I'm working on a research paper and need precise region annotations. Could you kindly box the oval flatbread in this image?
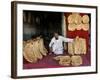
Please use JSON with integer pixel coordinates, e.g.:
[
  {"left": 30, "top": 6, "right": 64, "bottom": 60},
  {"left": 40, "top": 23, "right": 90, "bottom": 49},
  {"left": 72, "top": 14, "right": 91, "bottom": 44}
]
[
  {"left": 76, "top": 23, "right": 83, "bottom": 30},
  {"left": 82, "top": 15, "right": 89, "bottom": 24},
  {"left": 38, "top": 39, "right": 47, "bottom": 56},
  {"left": 32, "top": 40, "right": 43, "bottom": 60},
  {"left": 59, "top": 56, "right": 71, "bottom": 66},
  {"left": 67, "top": 14, "right": 75, "bottom": 24},
  {"left": 74, "top": 36, "right": 82, "bottom": 54},
  {"left": 68, "top": 24, "right": 76, "bottom": 31},
  {"left": 72, "top": 13, "right": 82, "bottom": 24},
  {"left": 68, "top": 42, "right": 74, "bottom": 55},
  {"left": 23, "top": 43, "right": 37, "bottom": 63},
  {"left": 82, "top": 23, "right": 89, "bottom": 31},
  {"left": 71, "top": 55, "right": 82, "bottom": 66},
  {"left": 80, "top": 38, "right": 87, "bottom": 54},
  {"left": 53, "top": 56, "right": 63, "bottom": 61}
]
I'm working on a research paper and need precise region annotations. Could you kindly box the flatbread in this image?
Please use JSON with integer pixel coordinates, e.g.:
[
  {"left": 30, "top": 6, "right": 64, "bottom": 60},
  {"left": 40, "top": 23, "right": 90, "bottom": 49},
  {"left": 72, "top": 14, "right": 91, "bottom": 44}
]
[
  {"left": 54, "top": 56, "right": 71, "bottom": 66},
  {"left": 23, "top": 38, "right": 48, "bottom": 63},
  {"left": 32, "top": 40, "right": 43, "bottom": 60},
  {"left": 23, "top": 43, "right": 37, "bottom": 63},
  {"left": 59, "top": 56, "right": 71, "bottom": 66},
  {"left": 74, "top": 36, "right": 82, "bottom": 54},
  {"left": 82, "top": 15, "right": 89, "bottom": 24},
  {"left": 67, "top": 14, "right": 75, "bottom": 24},
  {"left": 80, "top": 38, "right": 87, "bottom": 54},
  {"left": 72, "top": 13, "right": 82, "bottom": 24},
  {"left": 82, "top": 23, "right": 89, "bottom": 31},
  {"left": 53, "top": 56, "right": 63, "bottom": 61},
  {"left": 71, "top": 55, "right": 82, "bottom": 66},
  {"left": 68, "top": 36, "right": 87, "bottom": 55},
  {"left": 38, "top": 39, "right": 47, "bottom": 56},
  {"left": 76, "top": 23, "right": 83, "bottom": 30},
  {"left": 68, "top": 13, "right": 82, "bottom": 24},
  {"left": 68, "top": 42, "right": 74, "bottom": 55},
  {"left": 68, "top": 23, "right": 76, "bottom": 31}
]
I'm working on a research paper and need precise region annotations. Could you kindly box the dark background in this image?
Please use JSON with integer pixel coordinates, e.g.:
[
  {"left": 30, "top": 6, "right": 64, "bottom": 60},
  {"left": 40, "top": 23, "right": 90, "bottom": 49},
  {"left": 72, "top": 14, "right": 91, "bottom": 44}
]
[{"left": 23, "top": 10, "right": 63, "bottom": 48}]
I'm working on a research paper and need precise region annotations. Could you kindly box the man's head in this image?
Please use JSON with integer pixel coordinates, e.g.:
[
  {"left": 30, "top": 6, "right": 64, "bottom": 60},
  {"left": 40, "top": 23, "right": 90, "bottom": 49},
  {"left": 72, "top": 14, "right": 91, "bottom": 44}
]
[{"left": 54, "top": 32, "right": 59, "bottom": 40}]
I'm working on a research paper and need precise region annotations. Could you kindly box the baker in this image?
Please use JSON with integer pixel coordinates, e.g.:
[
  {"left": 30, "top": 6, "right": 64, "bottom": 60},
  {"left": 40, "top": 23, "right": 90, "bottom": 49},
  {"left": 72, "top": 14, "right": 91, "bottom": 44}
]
[{"left": 49, "top": 32, "right": 73, "bottom": 55}]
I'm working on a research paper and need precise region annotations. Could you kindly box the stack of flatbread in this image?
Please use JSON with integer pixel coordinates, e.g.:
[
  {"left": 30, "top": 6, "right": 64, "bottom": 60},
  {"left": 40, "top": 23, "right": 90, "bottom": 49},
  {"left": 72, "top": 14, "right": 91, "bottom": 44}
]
[
  {"left": 68, "top": 36, "right": 87, "bottom": 55},
  {"left": 67, "top": 13, "right": 82, "bottom": 31},
  {"left": 71, "top": 55, "right": 82, "bottom": 66},
  {"left": 67, "top": 13, "right": 90, "bottom": 31},
  {"left": 23, "top": 38, "right": 48, "bottom": 63},
  {"left": 68, "top": 42, "right": 74, "bottom": 55},
  {"left": 54, "top": 55, "right": 82, "bottom": 66},
  {"left": 54, "top": 56, "right": 71, "bottom": 66},
  {"left": 72, "top": 13, "right": 82, "bottom": 24},
  {"left": 80, "top": 38, "right": 87, "bottom": 54},
  {"left": 68, "top": 13, "right": 82, "bottom": 24}
]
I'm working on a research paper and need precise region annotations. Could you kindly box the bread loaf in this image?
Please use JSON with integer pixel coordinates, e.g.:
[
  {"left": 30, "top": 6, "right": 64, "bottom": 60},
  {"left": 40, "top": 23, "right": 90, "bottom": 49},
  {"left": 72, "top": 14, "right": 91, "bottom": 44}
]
[
  {"left": 54, "top": 56, "right": 71, "bottom": 66},
  {"left": 38, "top": 39, "right": 47, "bottom": 56},
  {"left": 71, "top": 55, "right": 82, "bottom": 66},
  {"left": 23, "top": 43, "right": 37, "bottom": 63},
  {"left": 23, "top": 38, "right": 48, "bottom": 63}
]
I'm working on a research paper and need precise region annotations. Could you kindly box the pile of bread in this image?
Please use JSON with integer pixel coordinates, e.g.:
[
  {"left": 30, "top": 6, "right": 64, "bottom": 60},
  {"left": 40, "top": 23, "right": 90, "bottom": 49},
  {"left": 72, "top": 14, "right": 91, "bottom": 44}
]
[
  {"left": 23, "top": 37, "right": 48, "bottom": 63},
  {"left": 68, "top": 13, "right": 89, "bottom": 31},
  {"left": 54, "top": 36, "right": 87, "bottom": 66},
  {"left": 68, "top": 36, "right": 87, "bottom": 55},
  {"left": 54, "top": 55, "right": 82, "bottom": 66}
]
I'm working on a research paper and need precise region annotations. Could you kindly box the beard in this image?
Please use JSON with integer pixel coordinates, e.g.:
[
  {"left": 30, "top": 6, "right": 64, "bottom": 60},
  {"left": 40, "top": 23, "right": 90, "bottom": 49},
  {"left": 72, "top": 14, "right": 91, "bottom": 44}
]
[{"left": 55, "top": 37, "right": 58, "bottom": 40}]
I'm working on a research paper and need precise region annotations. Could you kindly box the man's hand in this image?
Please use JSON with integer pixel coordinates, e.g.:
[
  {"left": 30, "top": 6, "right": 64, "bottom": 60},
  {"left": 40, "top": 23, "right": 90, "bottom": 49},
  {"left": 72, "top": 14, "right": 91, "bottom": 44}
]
[{"left": 69, "top": 39, "right": 74, "bottom": 42}]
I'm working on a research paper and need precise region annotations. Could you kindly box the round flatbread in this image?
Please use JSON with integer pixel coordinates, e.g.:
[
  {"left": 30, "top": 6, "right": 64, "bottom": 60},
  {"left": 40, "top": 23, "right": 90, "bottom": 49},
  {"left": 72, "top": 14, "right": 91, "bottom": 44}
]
[
  {"left": 82, "top": 15, "right": 89, "bottom": 24},
  {"left": 68, "top": 23, "right": 76, "bottom": 31},
  {"left": 82, "top": 23, "right": 89, "bottom": 31},
  {"left": 72, "top": 13, "right": 82, "bottom": 24},
  {"left": 67, "top": 14, "right": 75, "bottom": 24},
  {"left": 76, "top": 23, "right": 83, "bottom": 30}
]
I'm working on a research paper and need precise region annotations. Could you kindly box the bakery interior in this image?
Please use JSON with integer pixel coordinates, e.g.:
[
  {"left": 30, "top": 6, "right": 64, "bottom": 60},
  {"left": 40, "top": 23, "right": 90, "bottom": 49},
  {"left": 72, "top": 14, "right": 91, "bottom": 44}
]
[{"left": 23, "top": 10, "right": 91, "bottom": 69}]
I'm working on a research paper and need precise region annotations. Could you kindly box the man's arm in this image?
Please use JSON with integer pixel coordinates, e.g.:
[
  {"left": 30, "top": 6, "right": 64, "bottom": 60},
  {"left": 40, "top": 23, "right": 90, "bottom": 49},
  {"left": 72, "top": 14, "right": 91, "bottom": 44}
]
[{"left": 61, "top": 36, "right": 74, "bottom": 42}]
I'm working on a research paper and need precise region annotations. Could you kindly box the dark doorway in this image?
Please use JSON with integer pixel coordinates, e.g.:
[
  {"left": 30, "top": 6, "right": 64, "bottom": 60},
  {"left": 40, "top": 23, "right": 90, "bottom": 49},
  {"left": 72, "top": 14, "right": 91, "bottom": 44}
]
[{"left": 23, "top": 11, "right": 63, "bottom": 49}]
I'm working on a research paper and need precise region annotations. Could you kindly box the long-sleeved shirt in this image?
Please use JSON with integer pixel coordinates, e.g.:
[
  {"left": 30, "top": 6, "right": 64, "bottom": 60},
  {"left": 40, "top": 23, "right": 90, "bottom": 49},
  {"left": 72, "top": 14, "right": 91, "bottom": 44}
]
[{"left": 49, "top": 36, "right": 73, "bottom": 54}]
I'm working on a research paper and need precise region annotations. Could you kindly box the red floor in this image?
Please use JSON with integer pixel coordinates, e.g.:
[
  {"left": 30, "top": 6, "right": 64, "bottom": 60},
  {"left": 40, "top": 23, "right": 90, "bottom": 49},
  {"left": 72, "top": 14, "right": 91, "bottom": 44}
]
[{"left": 23, "top": 50, "right": 91, "bottom": 69}]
